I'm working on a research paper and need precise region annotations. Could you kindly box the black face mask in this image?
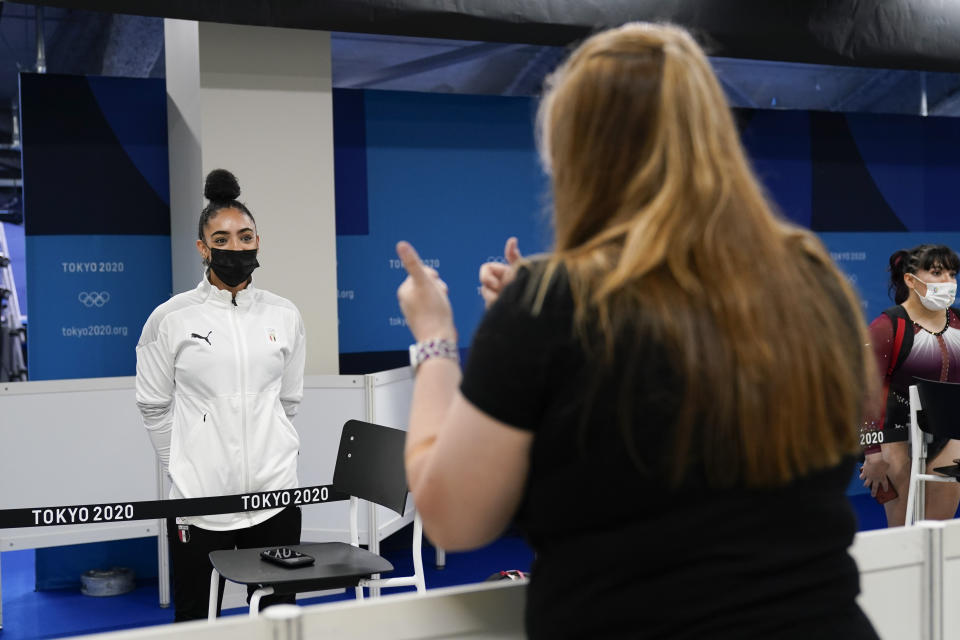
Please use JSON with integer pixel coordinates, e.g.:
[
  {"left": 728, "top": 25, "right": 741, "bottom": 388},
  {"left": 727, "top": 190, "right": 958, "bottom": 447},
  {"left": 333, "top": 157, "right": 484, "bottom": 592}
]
[{"left": 208, "top": 247, "right": 259, "bottom": 287}]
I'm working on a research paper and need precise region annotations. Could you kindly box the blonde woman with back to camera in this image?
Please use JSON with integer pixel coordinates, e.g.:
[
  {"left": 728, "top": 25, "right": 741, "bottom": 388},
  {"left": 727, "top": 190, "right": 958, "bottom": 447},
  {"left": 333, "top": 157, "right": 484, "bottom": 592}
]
[{"left": 395, "top": 23, "right": 879, "bottom": 639}]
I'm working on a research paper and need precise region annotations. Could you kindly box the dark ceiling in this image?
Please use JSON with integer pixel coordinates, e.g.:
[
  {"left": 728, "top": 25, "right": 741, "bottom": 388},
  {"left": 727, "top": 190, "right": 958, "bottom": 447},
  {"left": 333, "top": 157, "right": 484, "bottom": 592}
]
[{"left": 0, "top": 2, "right": 954, "bottom": 118}]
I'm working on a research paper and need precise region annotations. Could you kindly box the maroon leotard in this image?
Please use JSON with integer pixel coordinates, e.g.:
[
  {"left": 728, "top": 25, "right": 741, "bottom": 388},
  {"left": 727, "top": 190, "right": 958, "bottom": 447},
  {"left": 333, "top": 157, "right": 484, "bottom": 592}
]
[{"left": 862, "top": 308, "right": 960, "bottom": 454}]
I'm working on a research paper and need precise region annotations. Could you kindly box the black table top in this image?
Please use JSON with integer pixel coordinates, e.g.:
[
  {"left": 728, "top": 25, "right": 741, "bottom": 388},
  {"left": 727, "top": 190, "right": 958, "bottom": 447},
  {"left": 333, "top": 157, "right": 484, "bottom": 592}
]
[{"left": 209, "top": 542, "right": 394, "bottom": 590}]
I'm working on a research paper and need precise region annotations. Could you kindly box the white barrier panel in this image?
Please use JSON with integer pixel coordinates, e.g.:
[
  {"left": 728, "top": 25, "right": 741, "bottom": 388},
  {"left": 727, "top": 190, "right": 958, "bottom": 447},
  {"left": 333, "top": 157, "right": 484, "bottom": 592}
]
[
  {"left": 300, "top": 580, "right": 525, "bottom": 639},
  {"left": 940, "top": 520, "right": 960, "bottom": 637},
  {"left": 0, "top": 368, "right": 416, "bottom": 624},
  {"left": 296, "top": 374, "right": 366, "bottom": 542},
  {"left": 79, "top": 612, "right": 272, "bottom": 640},
  {"left": 0, "top": 373, "right": 413, "bottom": 549},
  {"left": 0, "top": 377, "right": 159, "bottom": 551},
  {"left": 850, "top": 525, "right": 930, "bottom": 639},
  {"left": 370, "top": 367, "right": 413, "bottom": 433},
  {"left": 50, "top": 518, "right": 960, "bottom": 640},
  {"left": 298, "top": 368, "right": 414, "bottom": 545},
  {"left": 77, "top": 580, "right": 527, "bottom": 640}
]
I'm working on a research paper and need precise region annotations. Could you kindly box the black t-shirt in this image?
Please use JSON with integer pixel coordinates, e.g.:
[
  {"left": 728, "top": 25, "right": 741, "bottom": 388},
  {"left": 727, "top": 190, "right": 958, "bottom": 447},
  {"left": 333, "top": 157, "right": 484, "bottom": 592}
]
[{"left": 461, "top": 264, "right": 877, "bottom": 640}]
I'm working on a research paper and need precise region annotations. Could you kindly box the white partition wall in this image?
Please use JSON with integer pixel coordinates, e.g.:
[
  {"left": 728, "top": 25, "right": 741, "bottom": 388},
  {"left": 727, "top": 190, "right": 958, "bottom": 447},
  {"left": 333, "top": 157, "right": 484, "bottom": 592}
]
[
  {"left": 0, "top": 377, "right": 159, "bottom": 552},
  {"left": 81, "top": 613, "right": 272, "bottom": 640},
  {"left": 0, "top": 368, "right": 416, "bottom": 623},
  {"left": 296, "top": 368, "right": 414, "bottom": 544},
  {"left": 369, "top": 367, "right": 413, "bottom": 432},
  {"left": 940, "top": 521, "right": 960, "bottom": 636},
  {"left": 299, "top": 580, "right": 526, "bottom": 639},
  {"left": 77, "top": 581, "right": 527, "bottom": 640},
  {"left": 365, "top": 367, "right": 415, "bottom": 542},
  {"left": 296, "top": 374, "right": 366, "bottom": 542},
  {"left": 0, "top": 372, "right": 413, "bottom": 550},
  {"left": 851, "top": 525, "right": 931, "bottom": 639}
]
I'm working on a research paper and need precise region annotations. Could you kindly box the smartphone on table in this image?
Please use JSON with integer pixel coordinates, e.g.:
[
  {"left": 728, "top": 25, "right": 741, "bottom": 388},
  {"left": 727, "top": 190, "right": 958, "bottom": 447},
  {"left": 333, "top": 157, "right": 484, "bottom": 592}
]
[{"left": 259, "top": 547, "right": 315, "bottom": 568}]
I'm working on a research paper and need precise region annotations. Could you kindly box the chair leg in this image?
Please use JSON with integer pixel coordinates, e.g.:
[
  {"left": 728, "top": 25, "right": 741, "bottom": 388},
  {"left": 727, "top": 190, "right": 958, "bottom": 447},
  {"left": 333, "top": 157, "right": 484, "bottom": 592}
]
[
  {"left": 906, "top": 443, "right": 926, "bottom": 526},
  {"left": 913, "top": 442, "right": 930, "bottom": 525},
  {"left": 413, "top": 513, "right": 426, "bottom": 593},
  {"left": 249, "top": 587, "right": 275, "bottom": 618},
  {"left": 208, "top": 569, "right": 220, "bottom": 621},
  {"left": 157, "top": 518, "right": 170, "bottom": 609},
  {"left": 907, "top": 386, "right": 927, "bottom": 527},
  {"left": 354, "top": 586, "right": 364, "bottom": 600},
  {"left": 906, "top": 466, "right": 920, "bottom": 526}
]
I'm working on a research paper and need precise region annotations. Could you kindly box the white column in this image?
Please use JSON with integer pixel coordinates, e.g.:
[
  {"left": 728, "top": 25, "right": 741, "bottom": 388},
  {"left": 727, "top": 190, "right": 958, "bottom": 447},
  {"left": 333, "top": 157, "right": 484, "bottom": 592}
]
[
  {"left": 164, "top": 19, "right": 204, "bottom": 299},
  {"left": 164, "top": 20, "right": 339, "bottom": 374}
]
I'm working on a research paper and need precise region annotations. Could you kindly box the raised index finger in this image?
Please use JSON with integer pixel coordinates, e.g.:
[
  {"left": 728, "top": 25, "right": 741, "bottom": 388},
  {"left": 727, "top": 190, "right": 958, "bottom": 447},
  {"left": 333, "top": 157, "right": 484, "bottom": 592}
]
[
  {"left": 504, "top": 237, "right": 522, "bottom": 265},
  {"left": 396, "top": 241, "right": 430, "bottom": 282}
]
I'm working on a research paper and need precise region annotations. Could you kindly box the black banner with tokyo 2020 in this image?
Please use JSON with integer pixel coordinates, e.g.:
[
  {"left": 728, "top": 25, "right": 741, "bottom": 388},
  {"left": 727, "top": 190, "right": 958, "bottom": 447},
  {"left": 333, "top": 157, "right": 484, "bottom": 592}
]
[{"left": 0, "top": 485, "right": 347, "bottom": 529}]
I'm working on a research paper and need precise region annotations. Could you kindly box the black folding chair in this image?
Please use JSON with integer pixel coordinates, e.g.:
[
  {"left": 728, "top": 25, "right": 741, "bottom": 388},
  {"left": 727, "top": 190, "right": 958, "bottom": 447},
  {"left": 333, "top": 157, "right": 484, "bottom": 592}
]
[
  {"left": 207, "top": 420, "right": 425, "bottom": 618},
  {"left": 905, "top": 378, "right": 960, "bottom": 525}
]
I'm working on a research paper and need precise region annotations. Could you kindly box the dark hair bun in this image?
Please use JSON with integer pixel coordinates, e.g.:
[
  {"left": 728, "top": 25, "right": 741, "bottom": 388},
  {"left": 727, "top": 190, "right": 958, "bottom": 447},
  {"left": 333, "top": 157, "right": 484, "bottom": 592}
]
[{"left": 204, "top": 169, "right": 240, "bottom": 202}]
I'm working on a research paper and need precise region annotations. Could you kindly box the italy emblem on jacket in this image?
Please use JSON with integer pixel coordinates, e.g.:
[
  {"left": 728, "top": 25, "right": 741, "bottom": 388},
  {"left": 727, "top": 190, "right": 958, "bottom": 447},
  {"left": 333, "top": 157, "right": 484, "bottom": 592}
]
[{"left": 176, "top": 517, "right": 190, "bottom": 544}]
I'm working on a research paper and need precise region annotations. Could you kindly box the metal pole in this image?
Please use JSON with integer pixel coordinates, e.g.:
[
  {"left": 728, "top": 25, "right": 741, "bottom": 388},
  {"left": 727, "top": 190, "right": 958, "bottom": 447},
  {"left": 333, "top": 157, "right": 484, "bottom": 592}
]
[
  {"left": 156, "top": 460, "right": 170, "bottom": 608},
  {"left": 264, "top": 604, "right": 303, "bottom": 640},
  {"left": 921, "top": 73, "right": 928, "bottom": 117},
  {"left": 363, "top": 374, "right": 381, "bottom": 596},
  {"left": 0, "top": 548, "right": 4, "bottom": 629},
  {"left": 35, "top": 6, "right": 46, "bottom": 74},
  {"left": 10, "top": 101, "right": 19, "bottom": 148}
]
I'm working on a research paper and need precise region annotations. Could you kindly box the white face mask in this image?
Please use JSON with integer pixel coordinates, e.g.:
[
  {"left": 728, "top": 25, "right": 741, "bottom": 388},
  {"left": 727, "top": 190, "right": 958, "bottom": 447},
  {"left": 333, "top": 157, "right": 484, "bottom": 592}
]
[{"left": 910, "top": 275, "right": 957, "bottom": 311}]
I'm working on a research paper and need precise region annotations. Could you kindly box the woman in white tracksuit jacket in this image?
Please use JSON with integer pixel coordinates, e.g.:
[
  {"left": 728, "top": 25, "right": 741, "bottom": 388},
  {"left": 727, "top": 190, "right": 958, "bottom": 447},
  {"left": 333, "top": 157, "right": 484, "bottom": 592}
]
[{"left": 136, "top": 169, "right": 306, "bottom": 621}]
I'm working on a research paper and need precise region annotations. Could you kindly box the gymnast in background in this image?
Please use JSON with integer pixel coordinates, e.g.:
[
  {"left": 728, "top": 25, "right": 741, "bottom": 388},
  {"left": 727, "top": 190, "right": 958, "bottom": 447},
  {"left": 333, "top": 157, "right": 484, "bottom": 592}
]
[{"left": 860, "top": 244, "right": 960, "bottom": 526}]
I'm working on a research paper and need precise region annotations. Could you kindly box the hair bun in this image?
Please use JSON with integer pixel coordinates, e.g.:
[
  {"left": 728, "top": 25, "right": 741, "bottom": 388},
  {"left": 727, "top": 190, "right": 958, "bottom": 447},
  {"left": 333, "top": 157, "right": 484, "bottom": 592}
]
[{"left": 204, "top": 169, "right": 241, "bottom": 202}]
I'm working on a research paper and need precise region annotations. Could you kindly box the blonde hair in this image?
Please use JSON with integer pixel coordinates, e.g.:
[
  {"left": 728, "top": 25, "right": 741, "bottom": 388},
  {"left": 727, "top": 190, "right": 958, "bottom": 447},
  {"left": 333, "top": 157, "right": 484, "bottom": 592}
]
[{"left": 535, "top": 23, "right": 874, "bottom": 487}]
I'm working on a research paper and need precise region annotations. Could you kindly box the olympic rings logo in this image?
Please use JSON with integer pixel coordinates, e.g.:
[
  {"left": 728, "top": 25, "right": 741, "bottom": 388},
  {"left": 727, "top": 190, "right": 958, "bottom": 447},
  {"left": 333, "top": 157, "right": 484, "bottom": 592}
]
[{"left": 78, "top": 291, "right": 111, "bottom": 307}]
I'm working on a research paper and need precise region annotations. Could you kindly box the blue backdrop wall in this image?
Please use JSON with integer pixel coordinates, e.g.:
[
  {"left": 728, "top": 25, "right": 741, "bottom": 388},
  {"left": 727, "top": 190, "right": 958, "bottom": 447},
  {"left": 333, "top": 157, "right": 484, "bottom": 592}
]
[
  {"left": 334, "top": 90, "right": 960, "bottom": 369},
  {"left": 19, "top": 72, "right": 171, "bottom": 588},
  {"left": 20, "top": 73, "right": 171, "bottom": 382},
  {"left": 333, "top": 90, "right": 960, "bottom": 501},
  {"left": 334, "top": 89, "right": 552, "bottom": 373},
  {"left": 739, "top": 109, "right": 960, "bottom": 322}
]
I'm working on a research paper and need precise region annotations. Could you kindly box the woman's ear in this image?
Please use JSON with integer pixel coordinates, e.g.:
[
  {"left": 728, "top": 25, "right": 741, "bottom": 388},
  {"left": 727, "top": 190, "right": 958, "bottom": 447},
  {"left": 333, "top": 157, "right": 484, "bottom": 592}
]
[
  {"left": 196, "top": 238, "right": 209, "bottom": 263},
  {"left": 903, "top": 272, "right": 914, "bottom": 290},
  {"left": 905, "top": 273, "right": 926, "bottom": 297}
]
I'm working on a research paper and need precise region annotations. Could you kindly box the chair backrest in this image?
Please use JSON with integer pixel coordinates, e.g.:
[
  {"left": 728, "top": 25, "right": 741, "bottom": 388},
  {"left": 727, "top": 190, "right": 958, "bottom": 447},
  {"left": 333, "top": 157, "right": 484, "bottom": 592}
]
[
  {"left": 914, "top": 377, "right": 960, "bottom": 439},
  {"left": 332, "top": 420, "right": 409, "bottom": 516}
]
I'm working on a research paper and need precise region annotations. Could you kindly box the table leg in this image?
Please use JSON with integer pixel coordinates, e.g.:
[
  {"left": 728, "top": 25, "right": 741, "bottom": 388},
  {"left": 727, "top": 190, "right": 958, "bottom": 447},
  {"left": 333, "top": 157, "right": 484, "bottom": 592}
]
[
  {"left": 208, "top": 568, "right": 220, "bottom": 621},
  {"left": 249, "top": 587, "right": 274, "bottom": 617}
]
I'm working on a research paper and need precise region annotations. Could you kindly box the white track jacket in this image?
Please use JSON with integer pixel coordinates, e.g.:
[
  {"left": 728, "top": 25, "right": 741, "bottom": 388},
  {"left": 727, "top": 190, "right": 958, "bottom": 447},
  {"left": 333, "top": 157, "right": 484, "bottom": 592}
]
[{"left": 135, "top": 278, "right": 306, "bottom": 530}]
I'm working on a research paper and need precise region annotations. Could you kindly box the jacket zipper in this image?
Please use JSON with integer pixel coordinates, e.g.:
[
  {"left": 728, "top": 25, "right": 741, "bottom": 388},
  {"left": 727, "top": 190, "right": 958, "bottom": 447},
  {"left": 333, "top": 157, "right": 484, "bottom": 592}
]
[{"left": 228, "top": 301, "right": 251, "bottom": 505}]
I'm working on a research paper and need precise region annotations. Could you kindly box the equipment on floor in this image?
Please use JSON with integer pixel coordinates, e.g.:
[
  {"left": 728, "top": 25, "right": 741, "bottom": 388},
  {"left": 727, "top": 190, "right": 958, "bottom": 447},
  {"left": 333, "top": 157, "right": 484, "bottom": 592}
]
[
  {"left": 80, "top": 567, "right": 135, "bottom": 597},
  {"left": 0, "top": 222, "right": 26, "bottom": 381}
]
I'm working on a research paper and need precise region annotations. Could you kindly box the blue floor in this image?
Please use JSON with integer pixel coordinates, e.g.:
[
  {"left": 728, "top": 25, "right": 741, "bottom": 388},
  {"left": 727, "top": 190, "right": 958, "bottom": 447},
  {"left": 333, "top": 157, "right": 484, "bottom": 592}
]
[
  {"left": 849, "top": 493, "right": 890, "bottom": 531},
  {"left": 0, "top": 533, "right": 535, "bottom": 639}
]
